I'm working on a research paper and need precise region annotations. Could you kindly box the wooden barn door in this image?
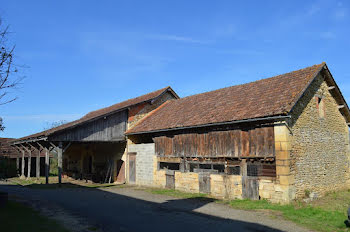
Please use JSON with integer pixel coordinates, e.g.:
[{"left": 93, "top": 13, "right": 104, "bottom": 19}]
[
  {"left": 128, "top": 153, "right": 136, "bottom": 183},
  {"left": 242, "top": 161, "right": 259, "bottom": 200}
]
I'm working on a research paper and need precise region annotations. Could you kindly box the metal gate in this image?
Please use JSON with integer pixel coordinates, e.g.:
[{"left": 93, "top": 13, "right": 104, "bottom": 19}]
[{"left": 128, "top": 153, "right": 136, "bottom": 183}]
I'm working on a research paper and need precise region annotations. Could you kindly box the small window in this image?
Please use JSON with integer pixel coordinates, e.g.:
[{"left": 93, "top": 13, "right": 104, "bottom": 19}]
[
  {"left": 213, "top": 164, "right": 225, "bottom": 173},
  {"left": 199, "top": 163, "right": 212, "bottom": 169},
  {"left": 316, "top": 96, "right": 325, "bottom": 118},
  {"left": 189, "top": 163, "right": 199, "bottom": 172},
  {"left": 247, "top": 164, "right": 259, "bottom": 176},
  {"left": 227, "top": 166, "right": 240, "bottom": 175},
  {"left": 159, "top": 162, "right": 180, "bottom": 171}
]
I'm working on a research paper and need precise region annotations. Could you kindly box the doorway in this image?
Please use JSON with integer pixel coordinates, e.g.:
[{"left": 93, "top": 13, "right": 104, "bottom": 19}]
[{"left": 128, "top": 153, "right": 136, "bottom": 183}]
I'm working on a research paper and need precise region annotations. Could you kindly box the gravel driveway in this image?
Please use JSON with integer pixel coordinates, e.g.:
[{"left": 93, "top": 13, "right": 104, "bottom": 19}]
[{"left": 0, "top": 182, "right": 310, "bottom": 232}]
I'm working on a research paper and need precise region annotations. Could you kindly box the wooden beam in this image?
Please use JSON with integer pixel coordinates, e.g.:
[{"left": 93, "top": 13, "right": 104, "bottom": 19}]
[
  {"left": 27, "top": 149, "right": 31, "bottom": 179},
  {"left": 63, "top": 142, "right": 71, "bottom": 153},
  {"left": 27, "top": 143, "right": 41, "bottom": 179},
  {"left": 328, "top": 86, "right": 336, "bottom": 90},
  {"left": 58, "top": 142, "right": 63, "bottom": 187},
  {"left": 13, "top": 145, "right": 26, "bottom": 179},
  {"left": 45, "top": 148, "right": 50, "bottom": 184}
]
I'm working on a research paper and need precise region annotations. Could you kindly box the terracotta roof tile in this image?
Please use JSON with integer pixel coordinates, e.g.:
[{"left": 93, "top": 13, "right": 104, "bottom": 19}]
[{"left": 127, "top": 63, "right": 325, "bottom": 134}]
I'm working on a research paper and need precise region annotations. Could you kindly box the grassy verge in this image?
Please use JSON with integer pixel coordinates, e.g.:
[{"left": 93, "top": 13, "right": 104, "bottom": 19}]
[
  {"left": 147, "top": 188, "right": 349, "bottom": 232},
  {"left": 0, "top": 200, "right": 69, "bottom": 232},
  {"left": 8, "top": 177, "right": 121, "bottom": 189},
  {"left": 146, "top": 188, "right": 209, "bottom": 199}
]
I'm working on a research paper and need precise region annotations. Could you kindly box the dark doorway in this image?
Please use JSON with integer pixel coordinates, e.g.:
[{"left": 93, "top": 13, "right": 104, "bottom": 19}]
[{"left": 116, "top": 159, "right": 125, "bottom": 182}]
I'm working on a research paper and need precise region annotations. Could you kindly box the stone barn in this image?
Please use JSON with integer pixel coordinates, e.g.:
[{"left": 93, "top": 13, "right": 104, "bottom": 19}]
[
  {"left": 12, "top": 87, "right": 179, "bottom": 184},
  {"left": 126, "top": 63, "right": 350, "bottom": 203}
]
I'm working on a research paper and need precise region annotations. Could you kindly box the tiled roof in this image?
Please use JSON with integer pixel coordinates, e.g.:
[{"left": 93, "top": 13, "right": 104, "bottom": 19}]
[
  {"left": 127, "top": 63, "right": 326, "bottom": 134},
  {"left": 15, "top": 86, "right": 175, "bottom": 142},
  {"left": 0, "top": 138, "right": 18, "bottom": 158}
]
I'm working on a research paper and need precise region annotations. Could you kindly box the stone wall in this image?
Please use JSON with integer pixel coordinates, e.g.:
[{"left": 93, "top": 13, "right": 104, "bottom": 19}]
[
  {"left": 128, "top": 143, "right": 155, "bottom": 186},
  {"left": 174, "top": 172, "right": 200, "bottom": 192},
  {"left": 289, "top": 73, "right": 350, "bottom": 198},
  {"left": 210, "top": 174, "right": 242, "bottom": 199}
]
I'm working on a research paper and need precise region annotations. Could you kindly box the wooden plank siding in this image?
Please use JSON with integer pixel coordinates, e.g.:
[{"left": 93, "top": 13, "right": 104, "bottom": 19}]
[
  {"left": 154, "top": 126, "right": 275, "bottom": 158},
  {"left": 49, "top": 110, "right": 127, "bottom": 142}
]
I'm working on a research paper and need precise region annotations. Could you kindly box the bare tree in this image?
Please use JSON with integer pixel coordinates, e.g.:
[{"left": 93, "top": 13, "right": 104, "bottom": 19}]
[
  {"left": 43, "top": 120, "right": 68, "bottom": 130},
  {"left": 0, "top": 17, "right": 23, "bottom": 131}
]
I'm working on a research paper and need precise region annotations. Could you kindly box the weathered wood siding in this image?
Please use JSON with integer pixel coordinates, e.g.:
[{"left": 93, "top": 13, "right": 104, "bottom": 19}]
[
  {"left": 49, "top": 110, "right": 127, "bottom": 142},
  {"left": 154, "top": 126, "right": 274, "bottom": 158}
]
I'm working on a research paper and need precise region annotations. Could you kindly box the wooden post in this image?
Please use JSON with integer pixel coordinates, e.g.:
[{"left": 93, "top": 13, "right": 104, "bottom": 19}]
[
  {"left": 58, "top": 142, "right": 63, "bottom": 186},
  {"left": 45, "top": 148, "right": 49, "bottom": 184},
  {"left": 27, "top": 150, "right": 31, "bottom": 179},
  {"left": 20, "top": 150, "right": 25, "bottom": 179},
  {"left": 36, "top": 149, "right": 40, "bottom": 179},
  {"left": 16, "top": 157, "right": 19, "bottom": 176}
]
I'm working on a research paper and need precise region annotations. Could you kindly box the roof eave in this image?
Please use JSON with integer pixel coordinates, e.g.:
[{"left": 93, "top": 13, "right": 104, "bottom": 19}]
[{"left": 126, "top": 115, "right": 291, "bottom": 135}]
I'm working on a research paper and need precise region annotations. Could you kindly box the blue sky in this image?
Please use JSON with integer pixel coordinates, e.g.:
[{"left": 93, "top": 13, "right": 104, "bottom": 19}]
[{"left": 0, "top": 0, "right": 349, "bottom": 138}]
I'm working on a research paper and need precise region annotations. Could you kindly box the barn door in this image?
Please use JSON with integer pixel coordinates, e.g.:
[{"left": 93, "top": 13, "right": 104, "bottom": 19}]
[
  {"left": 165, "top": 170, "right": 175, "bottom": 189},
  {"left": 242, "top": 176, "right": 259, "bottom": 200},
  {"left": 242, "top": 161, "right": 259, "bottom": 200},
  {"left": 198, "top": 173, "right": 211, "bottom": 194},
  {"left": 128, "top": 153, "right": 136, "bottom": 183}
]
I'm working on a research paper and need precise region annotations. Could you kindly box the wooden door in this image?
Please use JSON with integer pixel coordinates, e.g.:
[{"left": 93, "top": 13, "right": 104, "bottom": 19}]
[
  {"left": 165, "top": 170, "right": 175, "bottom": 189},
  {"left": 128, "top": 153, "right": 136, "bottom": 183},
  {"left": 242, "top": 176, "right": 259, "bottom": 200}
]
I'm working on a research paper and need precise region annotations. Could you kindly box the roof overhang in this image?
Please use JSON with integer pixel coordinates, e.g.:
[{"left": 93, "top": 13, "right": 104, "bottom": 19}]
[
  {"left": 126, "top": 115, "right": 291, "bottom": 135},
  {"left": 322, "top": 64, "right": 350, "bottom": 125}
]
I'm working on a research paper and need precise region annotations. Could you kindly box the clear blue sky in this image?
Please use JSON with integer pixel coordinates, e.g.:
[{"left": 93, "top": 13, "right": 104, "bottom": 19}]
[{"left": 1, "top": 0, "right": 349, "bottom": 138}]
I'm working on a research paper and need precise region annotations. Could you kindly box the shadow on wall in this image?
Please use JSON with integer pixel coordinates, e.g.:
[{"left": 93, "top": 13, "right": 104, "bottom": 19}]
[{"left": 0, "top": 182, "right": 284, "bottom": 232}]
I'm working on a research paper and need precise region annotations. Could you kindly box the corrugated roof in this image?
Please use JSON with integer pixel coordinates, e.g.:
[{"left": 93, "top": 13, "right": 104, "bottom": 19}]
[
  {"left": 15, "top": 86, "right": 175, "bottom": 142},
  {"left": 127, "top": 63, "right": 326, "bottom": 134}
]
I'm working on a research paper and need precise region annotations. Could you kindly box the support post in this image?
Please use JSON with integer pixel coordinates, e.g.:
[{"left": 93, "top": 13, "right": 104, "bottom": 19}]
[
  {"left": 45, "top": 148, "right": 49, "bottom": 184},
  {"left": 20, "top": 150, "right": 25, "bottom": 179},
  {"left": 36, "top": 149, "right": 40, "bottom": 179},
  {"left": 58, "top": 142, "right": 63, "bottom": 187},
  {"left": 16, "top": 158, "right": 19, "bottom": 176},
  {"left": 27, "top": 150, "right": 31, "bottom": 179}
]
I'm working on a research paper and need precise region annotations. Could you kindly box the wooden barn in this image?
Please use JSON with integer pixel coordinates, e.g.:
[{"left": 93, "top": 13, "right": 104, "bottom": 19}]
[
  {"left": 126, "top": 63, "right": 350, "bottom": 203},
  {"left": 12, "top": 87, "right": 178, "bottom": 184}
]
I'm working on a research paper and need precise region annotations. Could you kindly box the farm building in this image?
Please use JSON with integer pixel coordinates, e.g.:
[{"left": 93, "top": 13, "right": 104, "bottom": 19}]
[
  {"left": 126, "top": 63, "right": 350, "bottom": 203},
  {"left": 10, "top": 62, "right": 350, "bottom": 203},
  {"left": 1, "top": 137, "right": 53, "bottom": 178},
  {"left": 11, "top": 87, "right": 179, "bottom": 183}
]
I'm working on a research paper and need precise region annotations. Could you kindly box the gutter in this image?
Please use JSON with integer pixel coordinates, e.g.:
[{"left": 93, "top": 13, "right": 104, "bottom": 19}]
[{"left": 126, "top": 115, "right": 291, "bottom": 135}]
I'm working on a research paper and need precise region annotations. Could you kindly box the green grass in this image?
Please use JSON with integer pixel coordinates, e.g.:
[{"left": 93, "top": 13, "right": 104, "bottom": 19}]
[
  {"left": 0, "top": 200, "right": 69, "bottom": 232},
  {"left": 147, "top": 187, "right": 350, "bottom": 232},
  {"left": 8, "top": 177, "right": 120, "bottom": 189},
  {"left": 146, "top": 188, "right": 209, "bottom": 199}
]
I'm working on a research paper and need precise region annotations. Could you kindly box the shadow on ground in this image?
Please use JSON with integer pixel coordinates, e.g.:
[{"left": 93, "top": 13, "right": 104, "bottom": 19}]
[{"left": 0, "top": 182, "right": 285, "bottom": 232}]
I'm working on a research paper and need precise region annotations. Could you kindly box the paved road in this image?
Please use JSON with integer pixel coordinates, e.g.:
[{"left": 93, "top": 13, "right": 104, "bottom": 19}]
[{"left": 0, "top": 182, "right": 309, "bottom": 232}]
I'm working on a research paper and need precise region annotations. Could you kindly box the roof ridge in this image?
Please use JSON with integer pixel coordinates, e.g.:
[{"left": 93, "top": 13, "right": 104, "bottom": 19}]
[
  {"left": 126, "top": 100, "right": 172, "bottom": 134},
  {"left": 176, "top": 63, "right": 324, "bottom": 102},
  {"left": 83, "top": 86, "right": 170, "bottom": 118}
]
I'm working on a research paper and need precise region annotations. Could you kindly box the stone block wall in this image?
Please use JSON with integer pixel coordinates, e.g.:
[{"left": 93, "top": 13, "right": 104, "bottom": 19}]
[
  {"left": 174, "top": 172, "right": 200, "bottom": 192},
  {"left": 210, "top": 174, "right": 242, "bottom": 199},
  {"left": 128, "top": 143, "right": 155, "bottom": 186},
  {"left": 289, "top": 73, "right": 350, "bottom": 198}
]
